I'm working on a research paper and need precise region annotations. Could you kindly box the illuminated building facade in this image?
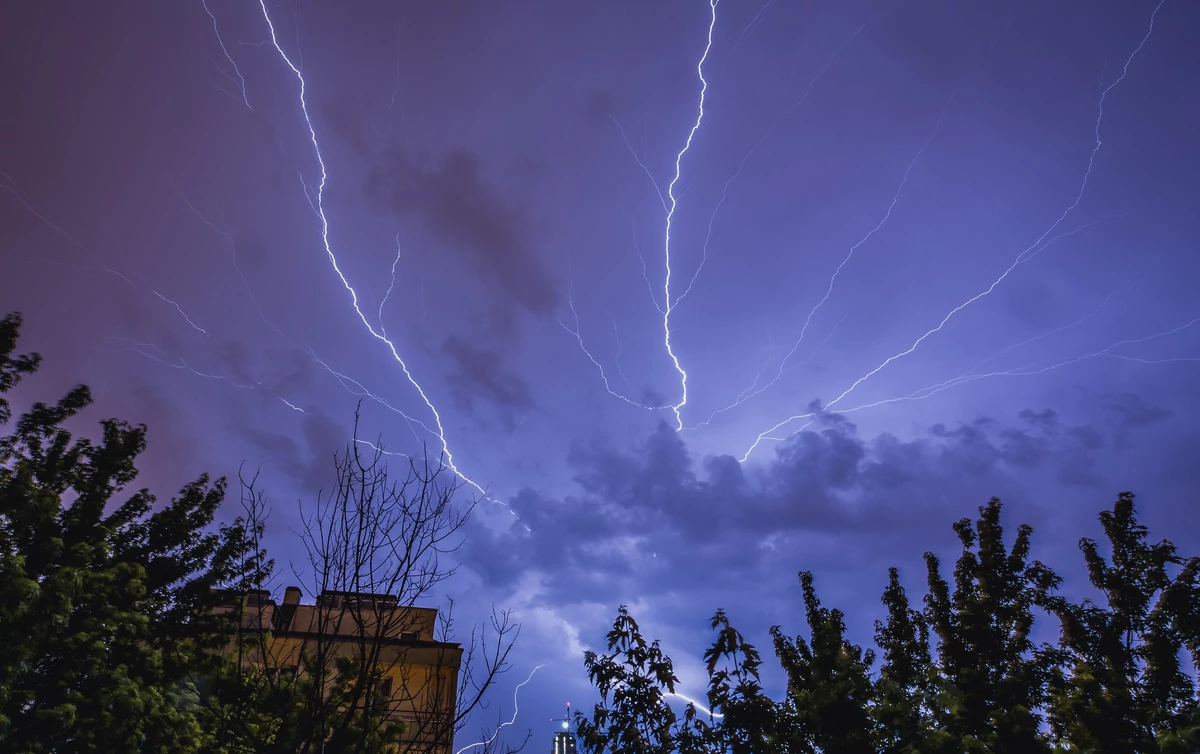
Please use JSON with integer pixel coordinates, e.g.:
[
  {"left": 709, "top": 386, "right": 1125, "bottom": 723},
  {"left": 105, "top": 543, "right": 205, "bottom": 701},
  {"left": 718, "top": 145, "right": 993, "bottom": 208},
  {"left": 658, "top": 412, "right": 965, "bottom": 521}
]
[{"left": 215, "top": 586, "right": 462, "bottom": 753}]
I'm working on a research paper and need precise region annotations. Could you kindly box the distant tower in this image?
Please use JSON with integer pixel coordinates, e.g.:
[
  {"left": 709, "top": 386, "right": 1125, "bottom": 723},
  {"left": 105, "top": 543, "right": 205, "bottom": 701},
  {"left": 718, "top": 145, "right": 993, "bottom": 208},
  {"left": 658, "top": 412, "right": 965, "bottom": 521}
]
[{"left": 551, "top": 702, "right": 577, "bottom": 754}]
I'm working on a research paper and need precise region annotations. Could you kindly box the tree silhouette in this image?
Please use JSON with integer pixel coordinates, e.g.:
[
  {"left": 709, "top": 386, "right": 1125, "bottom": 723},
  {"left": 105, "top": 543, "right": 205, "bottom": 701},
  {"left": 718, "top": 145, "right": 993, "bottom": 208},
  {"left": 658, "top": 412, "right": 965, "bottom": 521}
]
[
  {"left": 0, "top": 311, "right": 254, "bottom": 751},
  {"left": 1045, "top": 492, "right": 1200, "bottom": 753},
  {"left": 577, "top": 494, "right": 1200, "bottom": 753}
]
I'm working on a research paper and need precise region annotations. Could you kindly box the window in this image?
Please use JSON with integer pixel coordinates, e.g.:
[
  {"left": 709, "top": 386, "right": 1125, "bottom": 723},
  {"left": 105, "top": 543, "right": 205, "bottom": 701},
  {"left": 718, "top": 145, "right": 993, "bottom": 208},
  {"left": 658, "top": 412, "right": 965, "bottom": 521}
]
[{"left": 380, "top": 677, "right": 393, "bottom": 699}]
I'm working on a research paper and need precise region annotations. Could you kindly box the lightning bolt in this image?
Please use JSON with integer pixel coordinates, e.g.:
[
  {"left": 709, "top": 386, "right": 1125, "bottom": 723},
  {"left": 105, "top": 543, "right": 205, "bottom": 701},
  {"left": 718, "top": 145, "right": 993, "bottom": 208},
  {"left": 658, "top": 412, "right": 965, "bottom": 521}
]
[
  {"left": 116, "top": 338, "right": 257, "bottom": 389},
  {"left": 610, "top": 115, "right": 668, "bottom": 213},
  {"left": 741, "top": 0, "right": 1167, "bottom": 461},
  {"left": 116, "top": 338, "right": 321, "bottom": 416},
  {"left": 278, "top": 396, "right": 305, "bottom": 413},
  {"left": 257, "top": 0, "right": 490, "bottom": 501},
  {"left": 691, "top": 312, "right": 845, "bottom": 431},
  {"left": 664, "top": 691, "right": 725, "bottom": 720},
  {"left": 604, "top": 307, "right": 636, "bottom": 393},
  {"left": 305, "top": 350, "right": 435, "bottom": 443},
  {"left": 379, "top": 233, "right": 403, "bottom": 335},
  {"left": 674, "top": 12, "right": 886, "bottom": 309},
  {"left": 170, "top": 178, "right": 293, "bottom": 344},
  {"left": 150, "top": 291, "right": 210, "bottom": 336},
  {"left": 199, "top": 0, "right": 252, "bottom": 110},
  {"left": 625, "top": 210, "right": 664, "bottom": 314},
  {"left": 700, "top": 99, "right": 948, "bottom": 424},
  {"left": 561, "top": 267, "right": 662, "bottom": 410},
  {"left": 662, "top": 0, "right": 720, "bottom": 431},
  {"left": 739, "top": 311, "right": 1200, "bottom": 459},
  {"left": 453, "top": 663, "right": 543, "bottom": 754},
  {"left": 951, "top": 284, "right": 1129, "bottom": 380},
  {"left": 354, "top": 437, "right": 410, "bottom": 459},
  {"left": 2, "top": 172, "right": 210, "bottom": 337}
]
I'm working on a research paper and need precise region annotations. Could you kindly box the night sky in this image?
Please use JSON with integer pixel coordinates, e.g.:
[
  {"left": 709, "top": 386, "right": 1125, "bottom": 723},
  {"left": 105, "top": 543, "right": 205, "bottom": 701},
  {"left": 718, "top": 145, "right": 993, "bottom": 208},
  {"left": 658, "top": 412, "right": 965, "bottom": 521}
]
[{"left": 3, "top": 0, "right": 1199, "bottom": 747}]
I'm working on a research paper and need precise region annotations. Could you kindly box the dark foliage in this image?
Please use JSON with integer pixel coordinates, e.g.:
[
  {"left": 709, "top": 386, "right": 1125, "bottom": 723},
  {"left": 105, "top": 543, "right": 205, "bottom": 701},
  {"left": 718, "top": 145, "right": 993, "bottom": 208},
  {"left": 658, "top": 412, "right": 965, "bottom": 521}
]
[
  {"left": 578, "top": 498, "right": 1200, "bottom": 753},
  {"left": 0, "top": 312, "right": 253, "bottom": 751}
]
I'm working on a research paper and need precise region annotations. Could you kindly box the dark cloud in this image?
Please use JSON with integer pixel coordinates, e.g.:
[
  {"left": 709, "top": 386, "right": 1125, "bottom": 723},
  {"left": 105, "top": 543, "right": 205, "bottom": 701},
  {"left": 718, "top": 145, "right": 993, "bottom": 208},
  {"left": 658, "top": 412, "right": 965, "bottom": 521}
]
[
  {"left": 236, "top": 407, "right": 347, "bottom": 494},
  {"left": 365, "top": 148, "right": 559, "bottom": 317},
  {"left": 442, "top": 335, "right": 535, "bottom": 432},
  {"left": 1102, "top": 392, "right": 1172, "bottom": 431},
  {"left": 464, "top": 401, "right": 1174, "bottom": 610}
]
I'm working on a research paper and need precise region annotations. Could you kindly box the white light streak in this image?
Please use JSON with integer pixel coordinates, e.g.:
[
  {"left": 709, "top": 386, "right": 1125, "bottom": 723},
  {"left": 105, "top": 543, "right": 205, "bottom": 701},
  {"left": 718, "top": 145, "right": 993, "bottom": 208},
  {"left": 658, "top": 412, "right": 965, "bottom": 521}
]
[
  {"left": 258, "top": 0, "right": 491, "bottom": 500},
  {"left": 454, "top": 664, "right": 543, "bottom": 754}
]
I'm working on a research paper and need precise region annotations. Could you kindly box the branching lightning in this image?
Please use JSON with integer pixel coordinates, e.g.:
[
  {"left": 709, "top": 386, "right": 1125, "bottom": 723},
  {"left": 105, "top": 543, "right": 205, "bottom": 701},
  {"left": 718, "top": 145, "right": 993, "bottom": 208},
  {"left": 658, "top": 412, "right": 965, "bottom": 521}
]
[
  {"left": 2, "top": 172, "right": 211, "bottom": 337},
  {"left": 662, "top": 0, "right": 720, "bottom": 431},
  {"left": 700, "top": 101, "right": 947, "bottom": 426},
  {"left": 625, "top": 210, "right": 664, "bottom": 314},
  {"left": 171, "top": 178, "right": 294, "bottom": 344},
  {"left": 610, "top": 115, "right": 668, "bottom": 213},
  {"left": 737, "top": 311, "right": 1200, "bottom": 458},
  {"left": 674, "top": 12, "right": 886, "bottom": 309},
  {"left": 691, "top": 312, "right": 845, "bottom": 431},
  {"left": 453, "top": 664, "right": 543, "bottom": 754},
  {"left": 741, "top": 0, "right": 1167, "bottom": 461},
  {"left": 257, "top": 0, "right": 491, "bottom": 500},
  {"left": 561, "top": 269, "right": 661, "bottom": 410},
  {"left": 150, "top": 291, "right": 210, "bottom": 336},
  {"left": 355, "top": 437, "right": 410, "bottom": 459},
  {"left": 605, "top": 307, "right": 636, "bottom": 393},
  {"left": 199, "top": 0, "right": 252, "bottom": 110},
  {"left": 379, "top": 233, "right": 403, "bottom": 335},
  {"left": 117, "top": 338, "right": 257, "bottom": 389},
  {"left": 306, "top": 350, "right": 435, "bottom": 443}
]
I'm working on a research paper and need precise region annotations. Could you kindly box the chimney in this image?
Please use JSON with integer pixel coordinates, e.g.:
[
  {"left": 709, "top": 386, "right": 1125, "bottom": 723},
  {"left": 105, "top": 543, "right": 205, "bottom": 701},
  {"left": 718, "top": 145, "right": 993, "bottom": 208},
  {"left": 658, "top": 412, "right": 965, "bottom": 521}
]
[{"left": 283, "top": 586, "right": 302, "bottom": 606}]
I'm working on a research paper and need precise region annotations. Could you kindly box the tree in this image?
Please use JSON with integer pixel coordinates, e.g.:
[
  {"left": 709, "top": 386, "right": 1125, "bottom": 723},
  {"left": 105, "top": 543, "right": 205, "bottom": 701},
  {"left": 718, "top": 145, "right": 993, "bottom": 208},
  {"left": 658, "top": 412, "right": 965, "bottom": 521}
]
[
  {"left": 770, "top": 571, "right": 878, "bottom": 754},
  {"left": 702, "top": 610, "right": 777, "bottom": 753},
  {"left": 577, "top": 494, "right": 1200, "bottom": 752},
  {"left": 0, "top": 312, "right": 254, "bottom": 751},
  {"left": 576, "top": 606, "right": 716, "bottom": 754},
  {"left": 872, "top": 567, "right": 958, "bottom": 754},
  {"left": 920, "top": 498, "right": 1059, "bottom": 754},
  {"left": 1045, "top": 492, "right": 1200, "bottom": 753}
]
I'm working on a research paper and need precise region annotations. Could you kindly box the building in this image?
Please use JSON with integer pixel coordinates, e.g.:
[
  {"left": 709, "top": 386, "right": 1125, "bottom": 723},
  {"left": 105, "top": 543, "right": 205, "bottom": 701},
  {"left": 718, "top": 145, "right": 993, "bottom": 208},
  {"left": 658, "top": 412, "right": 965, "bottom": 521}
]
[
  {"left": 551, "top": 703, "right": 578, "bottom": 754},
  {"left": 215, "top": 586, "right": 462, "bottom": 753},
  {"left": 551, "top": 729, "right": 578, "bottom": 754}
]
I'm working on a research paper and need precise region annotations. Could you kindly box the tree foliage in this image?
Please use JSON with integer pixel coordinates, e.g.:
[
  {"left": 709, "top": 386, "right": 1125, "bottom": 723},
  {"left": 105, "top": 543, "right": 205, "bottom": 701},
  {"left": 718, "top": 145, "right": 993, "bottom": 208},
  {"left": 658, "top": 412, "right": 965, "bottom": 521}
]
[
  {"left": 0, "top": 312, "right": 252, "bottom": 751},
  {"left": 578, "top": 497, "right": 1200, "bottom": 753}
]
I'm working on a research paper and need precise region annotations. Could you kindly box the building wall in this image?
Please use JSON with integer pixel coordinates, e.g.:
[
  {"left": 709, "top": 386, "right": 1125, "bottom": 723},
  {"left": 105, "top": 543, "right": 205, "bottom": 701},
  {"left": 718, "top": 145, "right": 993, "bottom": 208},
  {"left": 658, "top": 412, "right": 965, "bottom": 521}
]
[{"left": 215, "top": 589, "right": 462, "bottom": 753}]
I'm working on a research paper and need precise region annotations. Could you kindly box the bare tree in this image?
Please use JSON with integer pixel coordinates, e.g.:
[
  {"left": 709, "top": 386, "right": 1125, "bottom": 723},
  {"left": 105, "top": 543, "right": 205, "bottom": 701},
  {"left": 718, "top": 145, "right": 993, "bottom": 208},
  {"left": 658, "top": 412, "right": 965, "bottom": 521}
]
[{"left": 212, "top": 412, "right": 527, "bottom": 754}]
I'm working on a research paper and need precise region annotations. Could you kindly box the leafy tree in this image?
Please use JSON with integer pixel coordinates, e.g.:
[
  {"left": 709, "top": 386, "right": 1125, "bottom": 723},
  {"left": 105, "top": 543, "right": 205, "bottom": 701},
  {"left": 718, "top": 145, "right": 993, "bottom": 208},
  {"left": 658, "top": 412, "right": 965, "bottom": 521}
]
[
  {"left": 578, "top": 494, "right": 1199, "bottom": 753},
  {"left": 770, "top": 571, "right": 878, "bottom": 754},
  {"left": 1044, "top": 492, "right": 1200, "bottom": 753},
  {"left": 702, "top": 610, "right": 777, "bottom": 753},
  {"left": 921, "top": 498, "right": 1058, "bottom": 754},
  {"left": 873, "top": 567, "right": 957, "bottom": 754},
  {"left": 576, "top": 606, "right": 716, "bottom": 754},
  {"left": 0, "top": 312, "right": 253, "bottom": 752}
]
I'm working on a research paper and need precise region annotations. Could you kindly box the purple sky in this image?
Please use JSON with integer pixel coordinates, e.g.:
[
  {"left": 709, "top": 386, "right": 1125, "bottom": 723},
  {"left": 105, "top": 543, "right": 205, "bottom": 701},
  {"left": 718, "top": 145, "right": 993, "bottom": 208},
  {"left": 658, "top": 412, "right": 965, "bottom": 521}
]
[{"left": 3, "top": 0, "right": 1199, "bottom": 747}]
